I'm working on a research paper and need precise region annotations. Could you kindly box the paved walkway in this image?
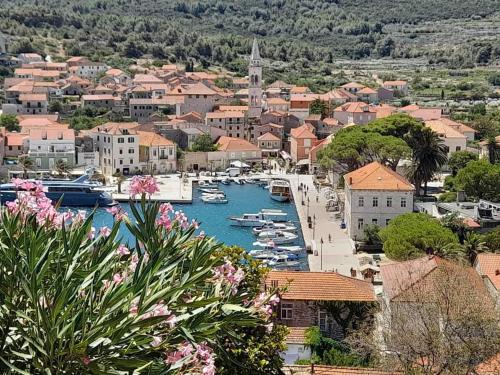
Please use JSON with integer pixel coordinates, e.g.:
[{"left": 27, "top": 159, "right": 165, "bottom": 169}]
[{"left": 288, "top": 174, "right": 359, "bottom": 276}]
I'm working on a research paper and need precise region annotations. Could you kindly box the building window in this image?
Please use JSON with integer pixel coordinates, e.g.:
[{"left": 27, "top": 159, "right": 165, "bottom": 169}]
[
  {"left": 35, "top": 158, "right": 42, "bottom": 167},
  {"left": 401, "top": 197, "right": 407, "bottom": 208},
  {"left": 281, "top": 303, "right": 293, "bottom": 320},
  {"left": 372, "top": 197, "right": 378, "bottom": 207},
  {"left": 119, "top": 159, "right": 123, "bottom": 165},
  {"left": 128, "top": 137, "right": 134, "bottom": 143},
  {"left": 456, "top": 146, "right": 461, "bottom": 151},
  {"left": 357, "top": 218, "right": 364, "bottom": 230},
  {"left": 386, "top": 219, "right": 391, "bottom": 226},
  {"left": 372, "top": 218, "right": 378, "bottom": 225},
  {"left": 387, "top": 197, "right": 392, "bottom": 207},
  {"left": 129, "top": 149, "right": 134, "bottom": 154},
  {"left": 119, "top": 149, "right": 123, "bottom": 154},
  {"left": 118, "top": 138, "right": 124, "bottom": 143},
  {"left": 358, "top": 196, "right": 364, "bottom": 207},
  {"left": 130, "top": 159, "right": 133, "bottom": 164},
  {"left": 318, "top": 310, "right": 332, "bottom": 334}
]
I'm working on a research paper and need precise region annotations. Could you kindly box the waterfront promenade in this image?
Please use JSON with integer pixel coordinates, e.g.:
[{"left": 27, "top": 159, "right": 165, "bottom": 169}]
[{"left": 288, "top": 174, "right": 359, "bottom": 276}]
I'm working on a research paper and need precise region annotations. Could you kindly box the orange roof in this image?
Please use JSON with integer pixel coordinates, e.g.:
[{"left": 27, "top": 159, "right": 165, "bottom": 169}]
[
  {"left": 29, "top": 128, "right": 75, "bottom": 141},
  {"left": 286, "top": 327, "right": 308, "bottom": 344},
  {"left": 425, "top": 120, "right": 466, "bottom": 139},
  {"left": 6, "top": 133, "right": 27, "bottom": 146},
  {"left": 106, "top": 68, "right": 125, "bottom": 76},
  {"left": 334, "top": 102, "right": 376, "bottom": 114},
  {"left": 290, "top": 93, "right": 319, "bottom": 102},
  {"left": 408, "top": 108, "right": 442, "bottom": 121},
  {"left": 426, "top": 118, "right": 475, "bottom": 134},
  {"left": 6, "top": 81, "right": 35, "bottom": 93},
  {"left": 267, "top": 97, "right": 289, "bottom": 105},
  {"left": 357, "top": 87, "right": 377, "bottom": 94},
  {"left": 169, "top": 82, "right": 217, "bottom": 96},
  {"left": 344, "top": 161, "right": 414, "bottom": 191},
  {"left": 217, "top": 136, "right": 260, "bottom": 152},
  {"left": 66, "top": 56, "right": 88, "bottom": 62},
  {"left": 372, "top": 104, "right": 397, "bottom": 119},
  {"left": 322, "top": 118, "right": 340, "bottom": 126},
  {"left": 290, "top": 124, "right": 316, "bottom": 140},
  {"left": 384, "top": 80, "right": 407, "bottom": 86},
  {"left": 475, "top": 253, "right": 500, "bottom": 290},
  {"left": 476, "top": 353, "right": 500, "bottom": 375},
  {"left": 206, "top": 111, "right": 245, "bottom": 119},
  {"left": 258, "top": 132, "right": 280, "bottom": 142},
  {"left": 265, "top": 270, "right": 375, "bottom": 302},
  {"left": 133, "top": 74, "right": 163, "bottom": 84},
  {"left": 218, "top": 105, "right": 248, "bottom": 112},
  {"left": 290, "top": 86, "right": 310, "bottom": 94},
  {"left": 400, "top": 104, "right": 420, "bottom": 112},
  {"left": 95, "top": 122, "right": 139, "bottom": 135},
  {"left": 19, "top": 117, "right": 59, "bottom": 128},
  {"left": 177, "top": 112, "right": 203, "bottom": 122},
  {"left": 137, "top": 131, "right": 174, "bottom": 147},
  {"left": 19, "top": 93, "right": 47, "bottom": 101}
]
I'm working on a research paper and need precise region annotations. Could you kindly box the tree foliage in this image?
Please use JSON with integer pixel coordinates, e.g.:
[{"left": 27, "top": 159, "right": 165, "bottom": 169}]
[
  {"left": 455, "top": 159, "right": 500, "bottom": 201},
  {"left": 190, "top": 134, "right": 218, "bottom": 152},
  {"left": 0, "top": 114, "right": 20, "bottom": 132},
  {"left": 379, "top": 213, "right": 459, "bottom": 260},
  {"left": 447, "top": 150, "right": 478, "bottom": 176}
]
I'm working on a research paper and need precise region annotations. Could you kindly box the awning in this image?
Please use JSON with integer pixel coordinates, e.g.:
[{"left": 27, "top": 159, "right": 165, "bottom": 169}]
[{"left": 230, "top": 161, "right": 250, "bottom": 168}]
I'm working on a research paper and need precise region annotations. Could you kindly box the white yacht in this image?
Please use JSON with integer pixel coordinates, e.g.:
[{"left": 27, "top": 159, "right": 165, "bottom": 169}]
[
  {"left": 252, "top": 222, "right": 297, "bottom": 235},
  {"left": 201, "top": 195, "right": 228, "bottom": 204},
  {"left": 259, "top": 209, "right": 288, "bottom": 222},
  {"left": 198, "top": 181, "right": 218, "bottom": 189},
  {"left": 252, "top": 242, "right": 304, "bottom": 253},
  {"left": 264, "top": 254, "right": 301, "bottom": 268},
  {"left": 229, "top": 213, "right": 268, "bottom": 227},
  {"left": 257, "top": 230, "right": 298, "bottom": 244},
  {"left": 269, "top": 180, "right": 291, "bottom": 202}
]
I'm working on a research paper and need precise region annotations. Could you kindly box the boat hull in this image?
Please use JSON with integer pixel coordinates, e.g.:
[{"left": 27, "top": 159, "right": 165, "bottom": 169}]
[
  {"left": 270, "top": 193, "right": 290, "bottom": 202},
  {"left": 0, "top": 191, "right": 114, "bottom": 207}
]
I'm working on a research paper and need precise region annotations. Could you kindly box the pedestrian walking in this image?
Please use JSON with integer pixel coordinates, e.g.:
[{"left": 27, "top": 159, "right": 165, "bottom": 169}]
[
  {"left": 329, "top": 234, "right": 331, "bottom": 243},
  {"left": 316, "top": 195, "right": 319, "bottom": 203}
]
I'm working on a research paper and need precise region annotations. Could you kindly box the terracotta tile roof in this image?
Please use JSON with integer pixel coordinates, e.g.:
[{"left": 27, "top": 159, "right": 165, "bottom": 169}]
[
  {"left": 258, "top": 132, "right": 280, "bottom": 141},
  {"left": 383, "top": 80, "right": 407, "bottom": 86},
  {"left": 15, "top": 68, "right": 41, "bottom": 76},
  {"left": 6, "top": 133, "right": 27, "bottom": 146},
  {"left": 286, "top": 327, "right": 308, "bottom": 344},
  {"left": 206, "top": 111, "right": 245, "bottom": 119},
  {"left": 95, "top": 122, "right": 139, "bottom": 135},
  {"left": 400, "top": 104, "right": 420, "bottom": 112},
  {"left": 137, "top": 131, "right": 174, "bottom": 147},
  {"left": 265, "top": 270, "right": 376, "bottom": 302},
  {"left": 19, "top": 93, "right": 47, "bottom": 101},
  {"left": 267, "top": 80, "right": 294, "bottom": 89},
  {"left": 92, "top": 85, "right": 113, "bottom": 92},
  {"left": 283, "top": 365, "right": 402, "bottom": 375},
  {"left": 169, "top": 82, "right": 218, "bottom": 96},
  {"left": 334, "top": 102, "right": 376, "bottom": 114},
  {"left": 161, "top": 64, "right": 178, "bottom": 71},
  {"left": 290, "top": 86, "right": 310, "bottom": 94},
  {"left": 425, "top": 120, "right": 466, "bottom": 139},
  {"left": 177, "top": 112, "right": 203, "bottom": 122},
  {"left": 408, "top": 108, "right": 442, "bottom": 121},
  {"left": 82, "top": 94, "right": 115, "bottom": 101},
  {"left": 19, "top": 117, "right": 59, "bottom": 128},
  {"left": 17, "top": 114, "right": 59, "bottom": 122},
  {"left": 66, "top": 75, "right": 90, "bottom": 85},
  {"left": 372, "top": 104, "right": 397, "bottom": 119},
  {"left": 66, "top": 56, "right": 88, "bottom": 63},
  {"left": 6, "top": 81, "right": 35, "bottom": 93},
  {"left": 290, "top": 93, "right": 319, "bottom": 102},
  {"left": 426, "top": 118, "right": 475, "bottom": 135},
  {"left": 344, "top": 161, "right": 414, "bottom": 191},
  {"left": 217, "top": 136, "right": 260, "bottom": 152},
  {"left": 475, "top": 253, "right": 500, "bottom": 290},
  {"left": 32, "top": 70, "right": 61, "bottom": 78},
  {"left": 476, "top": 353, "right": 500, "bottom": 375},
  {"left": 133, "top": 74, "right": 163, "bottom": 84},
  {"left": 357, "top": 87, "right": 377, "bottom": 94},
  {"left": 322, "top": 118, "right": 340, "bottom": 126},
  {"left": 106, "top": 68, "right": 125, "bottom": 76},
  {"left": 290, "top": 124, "right": 317, "bottom": 140},
  {"left": 267, "top": 98, "right": 289, "bottom": 105},
  {"left": 341, "top": 82, "right": 366, "bottom": 89},
  {"left": 29, "top": 128, "right": 75, "bottom": 141}
]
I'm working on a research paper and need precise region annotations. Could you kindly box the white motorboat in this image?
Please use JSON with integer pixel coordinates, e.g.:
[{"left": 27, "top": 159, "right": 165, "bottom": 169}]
[
  {"left": 198, "top": 181, "right": 218, "bottom": 189},
  {"left": 201, "top": 195, "right": 228, "bottom": 204},
  {"left": 259, "top": 209, "right": 288, "bottom": 222},
  {"left": 264, "top": 254, "right": 301, "bottom": 268},
  {"left": 252, "top": 241, "right": 304, "bottom": 252},
  {"left": 252, "top": 222, "right": 297, "bottom": 235},
  {"left": 249, "top": 249, "right": 305, "bottom": 258},
  {"left": 269, "top": 179, "right": 291, "bottom": 202},
  {"left": 229, "top": 213, "right": 268, "bottom": 227},
  {"left": 199, "top": 188, "right": 224, "bottom": 194},
  {"left": 257, "top": 230, "right": 298, "bottom": 244},
  {"left": 220, "top": 178, "right": 230, "bottom": 185}
]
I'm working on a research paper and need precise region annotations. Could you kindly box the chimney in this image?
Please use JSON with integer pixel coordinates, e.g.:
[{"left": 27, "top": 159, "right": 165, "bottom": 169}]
[
  {"left": 349, "top": 177, "right": 352, "bottom": 185},
  {"left": 496, "top": 270, "right": 500, "bottom": 276}
]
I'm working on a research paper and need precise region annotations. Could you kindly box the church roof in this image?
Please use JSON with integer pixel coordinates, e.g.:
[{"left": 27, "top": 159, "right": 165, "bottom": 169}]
[{"left": 250, "top": 38, "right": 261, "bottom": 61}]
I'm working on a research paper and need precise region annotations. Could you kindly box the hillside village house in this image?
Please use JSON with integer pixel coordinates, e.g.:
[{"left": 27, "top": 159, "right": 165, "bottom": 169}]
[
  {"left": 266, "top": 97, "right": 290, "bottom": 112},
  {"left": 251, "top": 122, "right": 284, "bottom": 144},
  {"left": 169, "top": 82, "right": 220, "bottom": 116},
  {"left": 216, "top": 136, "right": 262, "bottom": 167},
  {"left": 205, "top": 111, "right": 246, "bottom": 138},
  {"left": 340, "top": 82, "right": 366, "bottom": 94},
  {"left": 17, "top": 53, "right": 43, "bottom": 65},
  {"left": 82, "top": 95, "right": 121, "bottom": 111},
  {"left": 344, "top": 162, "right": 414, "bottom": 240},
  {"left": 93, "top": 122, "right": 141, "bottom": 176},
  {"left": 474, "top": 253, "right": 500, "bottom": 310},
  {"left": 18, "top": 93, "right": 48, "bottom": 114},
  {"left": 356, "top": 87, "right": 379, "bottom": 103},
  {"left": 265, "top": 270, "right": 376, "bottom": 364},
  {"left": 74, "top": 61, "right": 109, "bottom": 80},
  {"left": 137, "top": 131, "right": 177, "bottom": 174},
  {"left": 426, "top": 118, "right": 475, "bottom": 141},
  {"left": 382, "top": 80, "right": 409, "bottom": 95},
  {"left": 261, "top": 110, "right": 300, "bottom": 135},
  {"left": 289, "top": 94, "right": 318, "bottom": 121},
  {"left": 425, "top": 119, "right": 467, "bottom": 157},
  {"left": 257, "top": 132, "right": 281, "bottom": 157},
  {"left": 290, "top": 124, "right": 317, "bottom": 163},
  {"left": 27, "top": 127, "right": 75, "bottom": 169},
  {"left": 129, "top": 97, "right": 182, "bottom": 122},
  {"left": 5, "top": 133, "right": 27, "bottom": 158},
  {"left": 333, "top": 102, "right": 377, "bottom": 125}
]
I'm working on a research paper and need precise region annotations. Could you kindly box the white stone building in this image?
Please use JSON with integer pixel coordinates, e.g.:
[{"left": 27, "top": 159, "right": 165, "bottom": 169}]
[
  {"left": 344, "top": 161, "right": 414, "bottom": 240},
  {"left": 27, "top": 127, "right": 76, "bottom": 170},
  {"left": 137, "top": 131, "right": 177, "bottom": 174},
  {"left": 248, "top": 39, "right": 263, "bottom": 118}
]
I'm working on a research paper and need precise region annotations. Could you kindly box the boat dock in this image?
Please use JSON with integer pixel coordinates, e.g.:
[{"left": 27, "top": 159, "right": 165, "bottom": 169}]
[{"left": 112, "top": 175, "right": 193, "bottom": 203}]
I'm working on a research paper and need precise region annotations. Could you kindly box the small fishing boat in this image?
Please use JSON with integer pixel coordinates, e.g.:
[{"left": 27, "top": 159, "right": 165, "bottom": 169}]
[
  {"left": 259, "top": 209, "right": 288, "bottom": 222},
  {"left": 264, "top": 254, "right": 301, "bottom": 268},
  {"left": 269, "top": 179, "right": 291, "bottom": 202},
  {"left": 252, "top": 222, "right": 297, "bottom": 235},
  {"left": 257, "top": 230, "right": 298, "bottom": 244},
  {"left": 201, "top": 195, "right": 228, "bottom": 204}
]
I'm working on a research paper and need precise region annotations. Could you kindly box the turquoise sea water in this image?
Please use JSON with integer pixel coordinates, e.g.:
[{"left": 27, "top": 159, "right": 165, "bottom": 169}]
[{"left": 90, "top": 183, "right": 305, "bottom": 252}]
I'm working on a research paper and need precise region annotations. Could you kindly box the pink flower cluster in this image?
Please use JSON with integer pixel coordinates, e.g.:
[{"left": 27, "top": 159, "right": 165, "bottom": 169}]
[
  {"left": 106, "top": 205, "right": 128, "bottom": 221},
  {"left": 129, "top": 175, "right": 159, "bottom": 197},
  {"left": 252, "top": 292, "right": 280, "bottom": 319},
  {"left": 6, "top": 179, "right": 75, "bottom": 229},
  {"left": 213, "top": 260, "right": 245, "bottom": 295},
  {"left": 165, "top": 341, "right": 215, "bottom": 375},
  {"left": 156, "top": 203, "right": 198, "bottom": 232},
  {"left": 129, "top": 299, "right": 177, "bottom": 328}
]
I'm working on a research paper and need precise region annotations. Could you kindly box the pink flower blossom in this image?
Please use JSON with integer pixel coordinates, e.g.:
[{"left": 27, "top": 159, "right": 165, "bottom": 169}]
[
  {"left": 203, "top": 363, "right": 216, "bottom": 375},
  {"left": 151, "top": 336, "right": 162, "bottom": 347},
  {"left": 11, "top": 177, "right": 23, "bottom": 188},
  {"left": 129, "top": 175, "right": 159, "bottom": 197},
  {"left": 88, "top": 227, "right": 96, "bottom": 240},
  {"left": 179, "top": 342, "right": 194, "bottom": 357},
  {"left": 165, "top": 350, "right": 183, "bottom": 364},
  {"left": 113, "top": 273, "right": 123, "bottom": 285},
  {"left": 156, "top": 214, "right": 172, "bottom": 230},
  {"left": 129, "top": 305, "right": 138, "bottom": 315},
  {"left": 265, "top": 322, "right": 274, "bottom": 333},
  {"left": 159, "top": 202, "right": 173, "bottom": 214},
  {"left": 117, "top": 244, "right": 130, "bottom": 256},
  {"left": 102, "top": 280, "right": 112, "bottom": 290},
  {"left": 82, "top": 356, "right": 91, "bottom": 365},
  {"left": 106, "top": 205, "right": 128, "bottom": 221},
  {"left": 197, "top": 230, "right": 206, "bottom": 239},
  {"left": 191, "top": 219, "right": 199, "bottom": 229},
  {"left": 166, "top": 314, "right": 177, "bottom": 328},
  {"left": 269, "top": 294, "right": 280, "bottom": 306},
  {"left": 100, "top": 226, "right": 111, "bottom": 237}
]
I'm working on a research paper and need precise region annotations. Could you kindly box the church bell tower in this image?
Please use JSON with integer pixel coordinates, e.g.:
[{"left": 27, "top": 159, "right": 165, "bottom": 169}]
[{"left": 248, "top": 38, "right": 262, "bottom": 119}]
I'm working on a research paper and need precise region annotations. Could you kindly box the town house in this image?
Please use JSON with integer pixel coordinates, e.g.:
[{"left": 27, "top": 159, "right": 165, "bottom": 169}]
[
  {"left": 474, "top": 253, "right": 500, "bottom": 310},
  {"left": 333, "top": 102, "right": 377, "bottom": 125},
  {"left": 382, "top": 80, "right": 408, "bottom": 95},
  {"left": 257, "top": 132, "right": 281, "bottom": 157},
  {"left": 169, "top": 82, "right": 220, "bottom": 117},
  {"left": 265, "top": 270, "right": 376, "bottom": 364},
  {"left": 27, "top": 127, "right": 76, "bottom": 169},
  {"left": 18, "top": 93, "right": 49, "bottom": 114},
  {"left": 425, "top": 119, "right": 467, "bottom": 157},
  {"left": 205, "top": 111, "right": 246, "bottom": 139},
  {"left": 289, "top": 124, "right": 317, "bottom": 163},
  {"left": 137, "top": 131, "right": 177, "bottom": 174},
  {"left": 216, "top": 136, "right": 262, "bottom": 167},
  {"left": 344, "top": 161, "right": 414, "bottom": 240}
]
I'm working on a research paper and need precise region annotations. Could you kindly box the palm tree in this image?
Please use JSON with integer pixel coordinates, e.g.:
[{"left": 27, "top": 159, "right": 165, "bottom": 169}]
[
  {"left": 18, "top": 155, "right": 35, "bottom": 179},
  {"left": 405, "top": 127, "right": 448, "bottom": 196},
  {"left": 463, "top": 232, "right": 488, "bottom": 264},
  {"left": 112, "top": 172, "right": 126, "bottom": 194},
  {"left": 54, "top": 159, "right": 71, "bottom": 176}
]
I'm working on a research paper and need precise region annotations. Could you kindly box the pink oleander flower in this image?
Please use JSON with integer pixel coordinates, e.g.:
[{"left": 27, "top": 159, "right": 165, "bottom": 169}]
[
  {"left": 100, "top": 226, "right": 111, "bottom": 237},
  {"left": 179, "top": 342, "right": 194, "bottom": 357},
  {"left": 166, "top": 314, "right": 177, "bottom": 328},
  {"left": 129, "top": 297, "right": 139, "bottom": 315},
  {"left": 195, "top": 343, "right": 213, "bottom": 361},
  {"left": 153, "top": 302, "right": 169, "bottom": 317},
  {"left": 11, "top": 177, "right": 23, "bottom": 188},
  {"left": 202, "top": 363, "right": 216, "bottom": 375},
  {"left": 197, "top": 230, "right": 206, "bottom": 239},
  {"left": 129, "top": 175, "right": 159, "bottom": 197},
  {"left": 151, "top": 336, "right": 162, "bottom": 347},
  {"left": 165, "top": 350, "right": 183, "bottom": 364},
  {"left": 113, "top": 273, "right": 123, "bottom": 285},
  {"left": 82, "top": 356, "right": 91, "bottom": 365},
  {"left": 102, "top": 280, "right": 112, "bottom": 290},
  {"left": 269, "top": 294, "right": 280, "bottom": 306},
  {"left": 117, "top": 244, "right": 130, "bottom": 256},
  {"left": 88, "top": 227, "right": 96, "bottom": 240},
  {"left": 191, "top": 219, "right": 199, "bottom": 229},
  {"left": 156, "top": 213, "right": 172, "bottom": 230},
  {"left": 107, "top": 205, "right": 128, "bottom": 221},
  {"left": 159, "top": 202, "right": 173, "bottom": 214}
]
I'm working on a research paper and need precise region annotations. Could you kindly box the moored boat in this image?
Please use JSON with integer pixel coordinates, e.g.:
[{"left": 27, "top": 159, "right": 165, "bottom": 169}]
[
  {"left": 252, "top": 242, "right": 305, "bottom": 253},
  {"left": 201, "top": 195, "right": 228, "bottom": 204},
  {"left": 252, "top": 221, "right": 297, "bottom": 234},
  {"left": 257, "top": 230, "right": 298, "bottom": 244},
  {"left": 259, "top": 209, "right": 288, "bottom": 222},
  {"left": 229, "top": 213, "right": 268, "bottom": 227},
  {"left": 269, "top": 179, "right": 291, "bottom": 202},
  {"left": 198, "top": 181, "right": 218, "bottom": 189},
  {"left": 198, "top": 188, "right": 224, "bottom": 194},
  {"left": 264, "top": 254, "right": 301, "bottom": 268}
]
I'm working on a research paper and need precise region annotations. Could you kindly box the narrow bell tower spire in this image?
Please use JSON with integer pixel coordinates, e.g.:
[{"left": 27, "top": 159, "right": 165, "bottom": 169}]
[{"left": 248, "top": 38, "right": 262, "bottom": 119}]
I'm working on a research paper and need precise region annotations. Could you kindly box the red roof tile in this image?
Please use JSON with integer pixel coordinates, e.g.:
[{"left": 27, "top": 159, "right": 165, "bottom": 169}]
[
  {"left": 344, "top": 162, "right": 414, "bottom": 191},
  {"left": 475, "top": 253, "right": 500, "bottom": 290}
]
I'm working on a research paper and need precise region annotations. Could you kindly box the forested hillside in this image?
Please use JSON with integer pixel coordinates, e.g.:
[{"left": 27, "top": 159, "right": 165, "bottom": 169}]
[{"left": 0, "top": 0, "right": 499, "bottom": 74}]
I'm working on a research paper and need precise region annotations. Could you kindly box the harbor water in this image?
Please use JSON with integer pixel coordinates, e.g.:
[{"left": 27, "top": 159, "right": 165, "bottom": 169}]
[{"left": 89, "top": 183, "right": 307, "bottom": 268}]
